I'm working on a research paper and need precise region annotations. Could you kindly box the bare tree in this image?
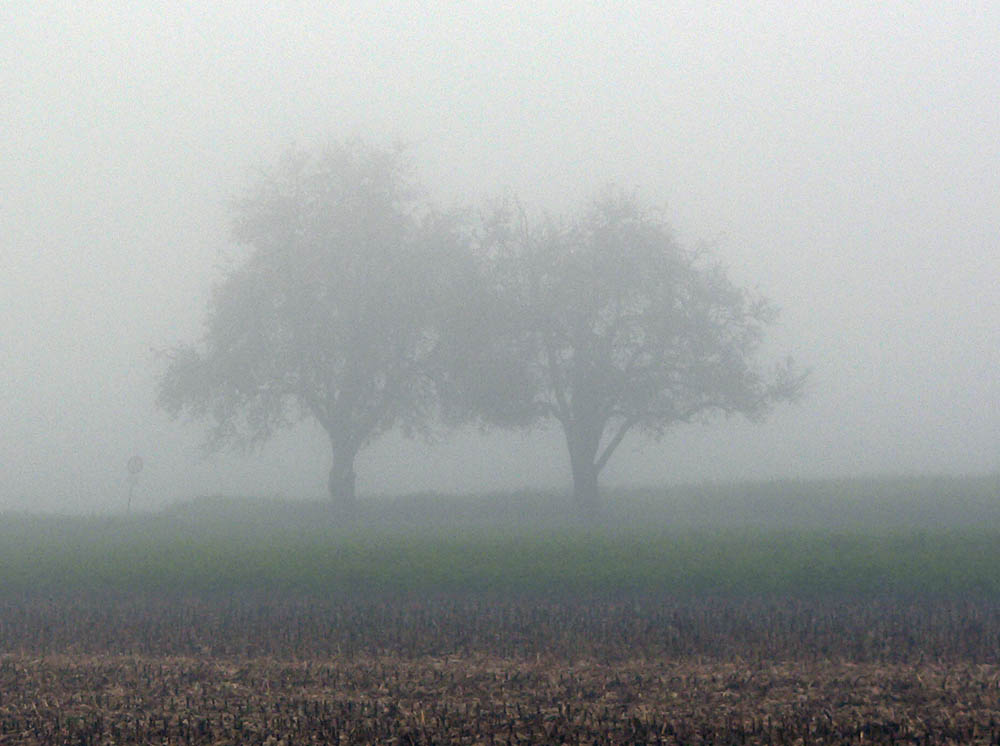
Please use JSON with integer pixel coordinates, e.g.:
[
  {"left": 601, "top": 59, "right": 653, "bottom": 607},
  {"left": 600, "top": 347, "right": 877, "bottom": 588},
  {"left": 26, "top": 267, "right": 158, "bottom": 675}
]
[
  {"left": 444, "top": 191, "right": 806, "bottom": 514},
  {"left": 158, "top": 142, "right": 462, "bottom": 511}
]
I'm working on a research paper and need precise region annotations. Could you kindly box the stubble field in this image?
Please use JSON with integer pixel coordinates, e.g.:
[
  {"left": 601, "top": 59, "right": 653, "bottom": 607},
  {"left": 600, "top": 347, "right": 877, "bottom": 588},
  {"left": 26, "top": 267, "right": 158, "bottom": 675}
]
[{"left": 2, "top": 596, "right": 1000, "bottom": 744}]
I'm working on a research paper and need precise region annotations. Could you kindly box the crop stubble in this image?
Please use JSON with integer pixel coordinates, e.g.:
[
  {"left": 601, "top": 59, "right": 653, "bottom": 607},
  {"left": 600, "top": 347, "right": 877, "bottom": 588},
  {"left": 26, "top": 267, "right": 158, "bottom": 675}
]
[{"left": 1, "top": 596, "right": 1000, "bottom": 744}]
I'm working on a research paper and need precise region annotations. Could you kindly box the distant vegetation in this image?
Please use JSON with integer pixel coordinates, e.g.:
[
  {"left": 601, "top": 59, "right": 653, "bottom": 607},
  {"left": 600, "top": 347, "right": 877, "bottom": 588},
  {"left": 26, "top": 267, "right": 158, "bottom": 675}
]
[{"left": 1, "top": 475, "right": 997, "bottom": 599}]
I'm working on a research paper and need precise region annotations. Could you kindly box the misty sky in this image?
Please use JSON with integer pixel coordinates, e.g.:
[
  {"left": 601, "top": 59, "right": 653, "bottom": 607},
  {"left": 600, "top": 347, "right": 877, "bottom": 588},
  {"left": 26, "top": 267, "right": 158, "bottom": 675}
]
[{"left": 3, "top": 3, "right": 998, "bottom": 512}]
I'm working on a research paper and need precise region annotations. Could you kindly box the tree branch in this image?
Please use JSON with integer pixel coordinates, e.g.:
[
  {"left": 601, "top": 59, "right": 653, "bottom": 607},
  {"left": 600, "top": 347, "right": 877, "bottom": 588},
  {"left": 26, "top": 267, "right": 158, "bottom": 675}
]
[
  {"left": 594, "top": 417, "right": 635, "bottom": 473},
  {"left": 542, "top": 333, "right": 572, "bottom": 423}
]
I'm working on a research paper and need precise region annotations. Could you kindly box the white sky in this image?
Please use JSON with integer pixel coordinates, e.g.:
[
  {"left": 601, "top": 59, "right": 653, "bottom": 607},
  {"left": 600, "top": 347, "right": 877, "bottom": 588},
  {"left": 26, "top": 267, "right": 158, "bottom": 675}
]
[{"left": 2, "top": 2, "right": 998, "bottom": 511}]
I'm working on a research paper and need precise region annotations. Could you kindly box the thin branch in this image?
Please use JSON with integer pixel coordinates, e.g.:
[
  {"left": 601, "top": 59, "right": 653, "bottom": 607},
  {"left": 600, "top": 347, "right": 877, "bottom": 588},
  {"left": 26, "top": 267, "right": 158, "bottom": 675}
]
[
  {"left": 542, "top": 333, "right": 572, "bottom": 423},
  {"left": 594, "top": 417, "right": 635, "bottom": 473}
]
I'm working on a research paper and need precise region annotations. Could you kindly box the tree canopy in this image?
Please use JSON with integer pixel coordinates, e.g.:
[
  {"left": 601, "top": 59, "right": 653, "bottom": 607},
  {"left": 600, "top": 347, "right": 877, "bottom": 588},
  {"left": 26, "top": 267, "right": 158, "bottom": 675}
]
[
  {"left": 159, "top": 142, "right": 804, "bottom": 516},
  {"left": 442, "top": 192, "right": 805, "bottom": 511},
  {"left": 158, "top": 142, "right": 463, "bottom": 509}
]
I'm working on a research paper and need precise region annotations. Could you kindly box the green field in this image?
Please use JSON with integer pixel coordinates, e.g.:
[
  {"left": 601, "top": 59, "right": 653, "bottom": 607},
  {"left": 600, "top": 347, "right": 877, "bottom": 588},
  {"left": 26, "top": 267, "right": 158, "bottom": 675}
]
[{"left": 2, "top": 475, "right": 998, "bottom": 598}]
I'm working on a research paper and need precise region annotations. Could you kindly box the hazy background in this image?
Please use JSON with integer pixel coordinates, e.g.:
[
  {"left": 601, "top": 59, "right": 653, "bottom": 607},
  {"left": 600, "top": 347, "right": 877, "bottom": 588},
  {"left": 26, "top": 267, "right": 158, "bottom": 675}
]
[{"left": 3, "top": 2, "right": 998, "bottom": 513}]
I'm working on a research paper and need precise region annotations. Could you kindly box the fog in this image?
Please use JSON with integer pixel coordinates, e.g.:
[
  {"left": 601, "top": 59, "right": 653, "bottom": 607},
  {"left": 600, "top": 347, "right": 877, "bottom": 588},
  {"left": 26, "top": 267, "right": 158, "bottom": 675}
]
[{"left": 3, "top": 3, "right": 998, "bottom": 512}]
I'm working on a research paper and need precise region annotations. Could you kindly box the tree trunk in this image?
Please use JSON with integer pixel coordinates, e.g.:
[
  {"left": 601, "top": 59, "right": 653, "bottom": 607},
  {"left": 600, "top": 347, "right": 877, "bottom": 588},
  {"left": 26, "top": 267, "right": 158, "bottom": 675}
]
[
  {"left": 328, "top": 440, "right": 358, "bottom": 514},
  {"left": 570, "top": 457, "right": 601, "bottom": 516},
  {"left": 565, "top": 422, "right": 602, "bottom": 517}
]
